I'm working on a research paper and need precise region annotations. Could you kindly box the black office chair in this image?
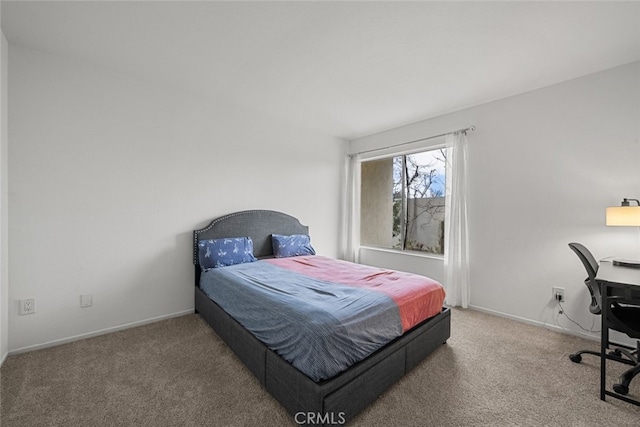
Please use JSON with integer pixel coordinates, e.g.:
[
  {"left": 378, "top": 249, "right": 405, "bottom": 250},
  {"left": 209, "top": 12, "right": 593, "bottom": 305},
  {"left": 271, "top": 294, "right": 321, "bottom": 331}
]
[{"left": 568, "top": 242, "right": 640, "bottom": 395}]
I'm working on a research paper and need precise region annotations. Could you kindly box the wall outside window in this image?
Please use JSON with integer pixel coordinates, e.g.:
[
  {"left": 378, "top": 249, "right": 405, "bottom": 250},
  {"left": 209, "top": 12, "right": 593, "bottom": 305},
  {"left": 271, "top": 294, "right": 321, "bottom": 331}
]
[{"left": 360, "top": 158, "right": 394, "bottom": 248}]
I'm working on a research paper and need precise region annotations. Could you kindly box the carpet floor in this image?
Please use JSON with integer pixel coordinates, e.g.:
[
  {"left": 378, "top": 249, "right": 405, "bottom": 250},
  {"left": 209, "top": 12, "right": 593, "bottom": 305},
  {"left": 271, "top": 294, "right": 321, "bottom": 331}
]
[{"left": 1, "top": 308, "right": 640, "bottom": 426}]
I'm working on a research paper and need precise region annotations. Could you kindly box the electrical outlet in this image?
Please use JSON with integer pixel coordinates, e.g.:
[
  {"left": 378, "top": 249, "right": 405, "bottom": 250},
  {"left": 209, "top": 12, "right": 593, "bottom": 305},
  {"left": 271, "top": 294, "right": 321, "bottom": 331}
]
[
  {"left": 80, "top": 294, "right": 92, "bottom": 308},
  {"left": 552, "top": 287, "right": 565, "bottom": 302},
  {"left": 19, "top": 298, "right": 36, "bottom": 315}
]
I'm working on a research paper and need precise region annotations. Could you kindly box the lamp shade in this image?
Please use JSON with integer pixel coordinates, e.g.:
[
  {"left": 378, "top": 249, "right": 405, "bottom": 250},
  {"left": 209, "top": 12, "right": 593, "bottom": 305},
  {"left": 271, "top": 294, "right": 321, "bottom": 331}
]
[{"left": 606, "top": 206, "right": 640, "bottom": 226}]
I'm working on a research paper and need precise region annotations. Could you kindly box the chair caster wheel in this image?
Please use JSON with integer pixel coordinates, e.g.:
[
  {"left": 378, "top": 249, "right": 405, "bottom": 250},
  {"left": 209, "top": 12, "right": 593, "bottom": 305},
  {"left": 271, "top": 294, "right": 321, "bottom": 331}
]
[
  {"left": 613, "top": 383, "right": 629, "bottom": 395},
  {"left": 569, "top": 354, "right": 582, "bottom": 363}
]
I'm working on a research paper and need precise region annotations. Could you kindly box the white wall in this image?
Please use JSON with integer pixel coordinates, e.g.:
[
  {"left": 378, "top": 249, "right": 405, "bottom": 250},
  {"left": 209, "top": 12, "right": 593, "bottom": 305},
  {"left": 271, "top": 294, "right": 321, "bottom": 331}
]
[
  {"left": 8, "top": 45, "right": 346, "bottom": 352},
  {"left": 0, "top": 4, "right": 8, "bottom": 365},
  {"left": 352, "top": 61, "right": 640, "bottom": 339}
]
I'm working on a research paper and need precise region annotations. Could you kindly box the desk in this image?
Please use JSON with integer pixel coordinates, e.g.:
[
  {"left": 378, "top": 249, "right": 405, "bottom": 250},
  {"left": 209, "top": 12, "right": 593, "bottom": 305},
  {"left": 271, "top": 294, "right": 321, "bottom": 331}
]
[{"left": 595, "top": 260, "right": 640, "bottom": 406}]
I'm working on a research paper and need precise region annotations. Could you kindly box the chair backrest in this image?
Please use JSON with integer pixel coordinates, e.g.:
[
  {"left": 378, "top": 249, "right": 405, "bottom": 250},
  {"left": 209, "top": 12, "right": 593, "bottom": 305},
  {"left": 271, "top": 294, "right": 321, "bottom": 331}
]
[{"left": 568, "top": 242, "right": 602, "bottom": 315}]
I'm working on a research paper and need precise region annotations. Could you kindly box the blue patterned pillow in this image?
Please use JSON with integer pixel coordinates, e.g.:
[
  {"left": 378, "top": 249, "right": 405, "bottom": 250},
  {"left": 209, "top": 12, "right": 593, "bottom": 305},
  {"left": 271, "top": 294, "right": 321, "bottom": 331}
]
[
  {"left": 271, "top": 234, "right": 316, "bottom": 258},
  {"left": 198, "top": 237, "right": 257, "bottom": 270}
]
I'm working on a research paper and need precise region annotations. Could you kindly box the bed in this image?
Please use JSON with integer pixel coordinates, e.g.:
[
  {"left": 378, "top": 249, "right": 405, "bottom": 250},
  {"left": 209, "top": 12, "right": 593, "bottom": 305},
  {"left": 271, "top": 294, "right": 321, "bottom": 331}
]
[{"left": 193, "top": 210, "right": 451, "bottom": 424}]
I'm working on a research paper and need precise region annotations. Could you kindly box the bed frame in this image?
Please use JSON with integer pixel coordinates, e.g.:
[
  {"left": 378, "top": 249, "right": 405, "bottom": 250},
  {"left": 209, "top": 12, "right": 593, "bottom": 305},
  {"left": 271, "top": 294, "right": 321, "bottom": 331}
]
[{"left": 193, "top": 210, "right": 451, "bottom": 425}]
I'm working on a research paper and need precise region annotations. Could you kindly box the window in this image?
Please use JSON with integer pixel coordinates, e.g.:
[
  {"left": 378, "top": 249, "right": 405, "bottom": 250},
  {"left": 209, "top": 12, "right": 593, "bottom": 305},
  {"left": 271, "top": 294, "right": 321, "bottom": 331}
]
[{"left": 360, "top": 147, "right": 446, "bottom": 255}]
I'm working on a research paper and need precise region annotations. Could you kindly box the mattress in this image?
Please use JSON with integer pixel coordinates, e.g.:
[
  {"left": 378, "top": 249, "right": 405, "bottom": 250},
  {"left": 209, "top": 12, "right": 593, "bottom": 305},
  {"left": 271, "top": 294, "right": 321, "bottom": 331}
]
[{"left": 199, "top": 255, "right": 445, "bottom": 382}]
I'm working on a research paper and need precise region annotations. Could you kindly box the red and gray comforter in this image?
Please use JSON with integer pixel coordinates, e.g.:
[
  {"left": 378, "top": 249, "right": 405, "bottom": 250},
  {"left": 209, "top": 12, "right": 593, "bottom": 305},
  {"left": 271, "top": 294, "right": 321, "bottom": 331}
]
[{"left": 199, "top": 256, "right": 445, "bottom": 382}]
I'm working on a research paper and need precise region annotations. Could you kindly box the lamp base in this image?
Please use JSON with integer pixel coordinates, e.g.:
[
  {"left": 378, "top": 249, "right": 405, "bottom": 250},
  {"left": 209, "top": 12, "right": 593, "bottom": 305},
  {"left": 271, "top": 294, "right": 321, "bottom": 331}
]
[{"left": 613, "top": 259, "right": 640, "bottom": 268}]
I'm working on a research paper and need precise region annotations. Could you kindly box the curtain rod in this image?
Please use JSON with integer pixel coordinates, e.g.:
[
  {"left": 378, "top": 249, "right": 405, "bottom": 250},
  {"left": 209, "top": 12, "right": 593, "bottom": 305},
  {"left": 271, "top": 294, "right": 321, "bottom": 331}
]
[{"left": 355, "top": 125, "right": 476, "bottom": 156}]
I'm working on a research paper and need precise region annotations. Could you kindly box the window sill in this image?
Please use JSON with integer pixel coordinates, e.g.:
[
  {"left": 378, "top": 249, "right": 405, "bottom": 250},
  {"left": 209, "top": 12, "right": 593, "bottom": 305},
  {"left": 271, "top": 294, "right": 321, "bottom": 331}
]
[{"left": 359, "top": 245, "right": 444, "bottom": 261}]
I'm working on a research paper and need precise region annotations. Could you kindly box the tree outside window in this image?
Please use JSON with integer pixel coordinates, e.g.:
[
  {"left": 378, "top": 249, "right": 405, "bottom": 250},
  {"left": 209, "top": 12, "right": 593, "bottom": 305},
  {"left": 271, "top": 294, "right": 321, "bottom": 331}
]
[{"left": 361, "top": 148, "right": 446, "bottom": 255}]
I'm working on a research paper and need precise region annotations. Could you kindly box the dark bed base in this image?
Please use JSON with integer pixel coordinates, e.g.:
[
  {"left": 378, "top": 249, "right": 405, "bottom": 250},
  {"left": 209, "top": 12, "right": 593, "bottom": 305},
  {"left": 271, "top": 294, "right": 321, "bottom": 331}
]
[
  {"left": 193, "top": 210, "right": 451, "bottom": 425},
  {"left": 196, "top": 287, "right": 450, "bottom": 424}
]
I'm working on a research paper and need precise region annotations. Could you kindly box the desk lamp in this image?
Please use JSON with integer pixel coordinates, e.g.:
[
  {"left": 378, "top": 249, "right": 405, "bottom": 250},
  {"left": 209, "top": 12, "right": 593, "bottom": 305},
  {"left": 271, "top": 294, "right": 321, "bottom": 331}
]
[{"left": 606, "top": 198, "right": 640, "bottom": 267}]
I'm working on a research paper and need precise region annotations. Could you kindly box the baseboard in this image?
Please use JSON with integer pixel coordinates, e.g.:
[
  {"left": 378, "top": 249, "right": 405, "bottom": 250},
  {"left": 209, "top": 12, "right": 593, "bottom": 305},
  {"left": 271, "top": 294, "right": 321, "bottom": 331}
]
[
  {"left": 467, "top": 305, "right": 600, "bottom": 342},
  {"left": 6, "top": 305, "right": 600, "bottom": 357},
  {"left": 8, "top": 309, "right": 195, "bottom": 356}
]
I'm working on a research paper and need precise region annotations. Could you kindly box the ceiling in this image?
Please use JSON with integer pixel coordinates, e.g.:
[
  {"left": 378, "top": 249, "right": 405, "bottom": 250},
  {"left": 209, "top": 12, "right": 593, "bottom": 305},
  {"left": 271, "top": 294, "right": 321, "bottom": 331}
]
[{"left": 2, "top": 1, "right": 639, "bottom": 140}]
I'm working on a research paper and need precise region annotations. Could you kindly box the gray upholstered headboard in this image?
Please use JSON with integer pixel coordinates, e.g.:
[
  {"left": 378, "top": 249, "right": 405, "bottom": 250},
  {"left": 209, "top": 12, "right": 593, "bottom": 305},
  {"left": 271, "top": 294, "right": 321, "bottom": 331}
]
[{"left": 193, "top": 210, "right": 309, "bottom": 284}]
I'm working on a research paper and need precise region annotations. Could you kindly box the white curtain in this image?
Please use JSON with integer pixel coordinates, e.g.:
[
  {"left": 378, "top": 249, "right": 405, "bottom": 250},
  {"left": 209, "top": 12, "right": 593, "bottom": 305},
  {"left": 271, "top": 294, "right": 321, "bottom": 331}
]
[
  {"left": 341, "top": 154, "right": 361, "bottom": 263},
  {"left": 444, "top": 131, "right": 470, "bottom": 308}
]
